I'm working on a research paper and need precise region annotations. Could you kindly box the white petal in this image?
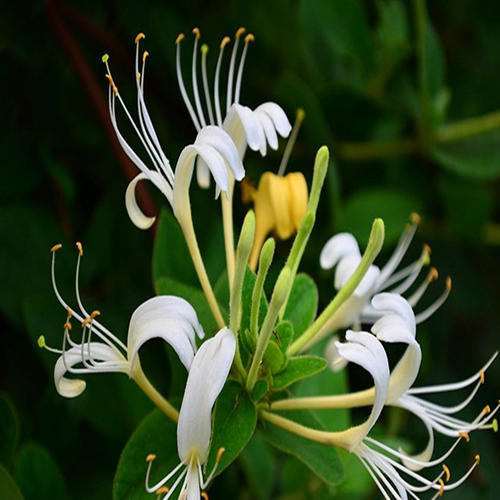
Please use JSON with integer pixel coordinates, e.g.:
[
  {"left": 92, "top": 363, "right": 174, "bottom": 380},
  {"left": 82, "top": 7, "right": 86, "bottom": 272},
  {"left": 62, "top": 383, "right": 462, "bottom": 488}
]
[
  {"left": 320, "top": 233, "right": 360, "bottom": 270},
  {"left": 335, "top": 254, "right": 380, "bottom": 297},
  {"left": 196, "top": 158, "right": 211, "bottom": 189},
  {"left": 125, "top": 173, "right": 160, "bottom": 230},
  {"left": 127, "top": 296, "right": 205, "bottom": 373},
  {"left": 371, "top": 293, "right": 416, "bottom": 334},
  {"left": 255, "top": 109, "right": 279, "bottom": 151},
  {"left": 230, "top": 103, "right": 265, "bottom": 152},
  {"left": 324, "top": 335, "right": 348, "bottom": 372},
  {"left": 54, "top": 343, "right": 127, "bottom": 398},
  {"left": 196, "top": 125, "right": 245, "bottom": 181},
  {"left": 255, "top": 102, "right": 292, "bottom": 138},
  {"left": 177, "top": 328, "right": 236, "bottom": 464}
]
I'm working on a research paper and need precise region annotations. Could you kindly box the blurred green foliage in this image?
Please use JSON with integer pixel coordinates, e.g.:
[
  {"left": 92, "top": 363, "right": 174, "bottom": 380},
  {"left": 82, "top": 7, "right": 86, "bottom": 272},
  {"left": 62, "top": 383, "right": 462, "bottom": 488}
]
[{"left": 1, "top": 0, "right": 499, "bottom": 498}]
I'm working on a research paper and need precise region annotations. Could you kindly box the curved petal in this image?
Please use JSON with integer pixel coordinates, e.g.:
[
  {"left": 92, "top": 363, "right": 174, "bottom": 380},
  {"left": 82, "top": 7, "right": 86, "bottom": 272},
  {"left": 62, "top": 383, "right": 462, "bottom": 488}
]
[
  {"left": 371, "top": 293, "right": 416, "bottom": 334},
  {"left": 127, "top": 296, "right": 204, "bottom": 373},
  {"left": 320, "top": 233, "right": 360, "bottom": 270},
  {"left": 54, "top": 343, "right": 127, "bottom": 398},
  {"left": 177, "top": 328, "right": 236, "bottom": 464},
  {"left": 255, "top": 108, "right": 278, "bottom": 151},
  {"left": 255, "top": 102, "right": 292, "bottom": 138},
  {"left": 231, "top": 103, "right": 265, "bottom": 153},
  {"left": 196, "top": 158, "right": 211, "bottom": 189},
  {"left": 324, "top": 335, "right": 348, "bottom": 372},
  {"left": 286, "top": 172, "right": 308, "bottom": 229},
  {"left": 335, "top": 254, "right": 380, "bottom": 297}
]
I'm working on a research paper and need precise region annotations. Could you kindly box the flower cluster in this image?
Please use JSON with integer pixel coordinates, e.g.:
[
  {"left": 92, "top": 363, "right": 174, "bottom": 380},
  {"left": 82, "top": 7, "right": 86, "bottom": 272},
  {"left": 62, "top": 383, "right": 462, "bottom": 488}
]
[{"left": 39, "top": 26, "right": 497, "bottom": 500}]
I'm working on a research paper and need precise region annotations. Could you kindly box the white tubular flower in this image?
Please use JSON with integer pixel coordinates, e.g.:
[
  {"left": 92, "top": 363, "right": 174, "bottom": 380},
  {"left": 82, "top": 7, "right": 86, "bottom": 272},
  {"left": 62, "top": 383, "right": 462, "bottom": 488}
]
[
  {"left": 102, "top": 33, "right": 244, "bottom": 230},
  {"left": 41, "top": 243, "right": 204, "bottom": 398},
  {"left": 335, "top": 329, "right": 483, "bottom": 500},
  {"left": 319, "top": 214, "right": 451, "bottom": 332},
  {"left": 145, "top": 328, "right": 236, "bottom": 499},
  {"left": 176, "top": 27, "right": 291, "bottom": 173}
]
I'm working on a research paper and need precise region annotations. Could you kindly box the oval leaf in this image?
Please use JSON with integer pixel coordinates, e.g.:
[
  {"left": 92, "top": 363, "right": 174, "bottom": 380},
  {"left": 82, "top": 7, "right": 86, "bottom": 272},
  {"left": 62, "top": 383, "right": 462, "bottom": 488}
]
[
  {"left": 283, "top": 274, "right": 318, "bottom": 339},
  {"left": 272, "top": 355, "right": 328, "bottom": 391}
]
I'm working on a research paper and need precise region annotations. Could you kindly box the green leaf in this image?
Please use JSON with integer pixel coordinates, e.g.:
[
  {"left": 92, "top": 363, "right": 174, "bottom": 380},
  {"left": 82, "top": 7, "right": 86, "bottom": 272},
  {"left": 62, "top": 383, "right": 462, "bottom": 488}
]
[
  {"left": 432, "top": 130, "right": 500, "bottom": 180},
  {"left": 241, "top": 267, "right": 268, "bottom": 335},
  {"left": 240, "top": 433, "right": 275, "bottom": 499},
  {"left": 251, "top": 380, "right": 269, "bottom": 402},
  {"left": 272, "top": 356, "right": 328, "bottom": 391},
  {"left": 275, "top": 321, "right": 294, "bottom": 353},
  {"left": 155, "top": 276, "right": 227, "bottom": 335},
  {"left": 0, "top": 465, "right": 23, "bottom": 500},
  {"left": 260, "top": 410, "right": 344, "bottom": 485},
  {"left": 0, "top": 394, "right": 19, "bottom": 468},
  {"left": 263, "top": 340, "right": 284, "bottom": 374},
  {"left": 113, "top": 410, "right": 177, "bottom": 500},
  {"left": 14, "top": 442, "right": 66, "bottom": 500},
  {"left": 205, "top": 380, "right": 257, "bottom": 477},
  {"left": 283, "top": 274, "right": 318, "bottom": 339},
  {"left": 341, "top": 188, "right": 421, "bottom": 247},
  {"left": 152, "top": 208, "right": 198, "bottom": 287}
]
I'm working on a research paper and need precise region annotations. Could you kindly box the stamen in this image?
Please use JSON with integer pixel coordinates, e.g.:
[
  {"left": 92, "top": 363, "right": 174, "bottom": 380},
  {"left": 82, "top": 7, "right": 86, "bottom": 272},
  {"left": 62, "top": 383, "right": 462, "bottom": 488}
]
[
  {"left": 156, "top": 486, "right": 169, "bottom": 495},
  {"left": 135, "top": 32, "right": 146, "bottom": 44},
  {"left": 201, "top": 493, "right": 209, "bottom": 500},
  {"left": 200, "top": 44, "right": 215, "bottom": 124},
  {"left": 277, "top": 108, "right": 305, "bottom": 176},
  {"left": 458, "top": 431, "right": 469, "bottom": 442},
  {"left": 176, "top": 33, "right": 185, "bottom": 44},
  {"left": 216, "top": 447, "right": 225, "bottom": 463},
  {"left": 492, "top": 419, "right": 498, "bottom": 432},
  {"left": 234, "top": 33, "right": 254, "bottom": 104},
  {"left": 479, "top": 370, "right": 485, "bottom": 384},
  {"left": 81, "top": 317, "right": 92, "bottom": 328},
  {"left": 483, "top": 404, "right": 490, "bottom": 414},
  {"left": 442, "top": 464, "right": 450, "bottom": 482},
  {"left": 76, "top": 241, "right": 83, "bottom": 256},
  {"left": 214, "top": 36, "right": 230, "bottom": 125},
  {"left": 51, "top": 243, "right": 62, "bottom": 252},
  {"left": 191, "top": 28, "right": 206, "bottom": 127},
  {"left": 192, "top": 27, "right": 200, "bottom": 39},
  {"left": 411, "top": 212, "right": 421, "bottom": 225},
  {"left": 63, "top": 322, "right": 72, "bottom": 330},
  {"left": 226, "top": 27, "right": 245, "bottom": 112},
  {"left": 415, "top": 277, "right": 451, "bottom": 324},
  {"left": 37, "top": 335, "right": 63, "bottom": 354},
  {"left": 143, "top": 51, "right": 149, "bottom": 63},
  {"left": 438, "top": 478, "right": 444, "bottom": 496},
  {"left": 428, "top": 267, "right": 439, "bottom": 282},
  {"left": 201, "top": 447, "right": 226, "bottom": 489},
  {"left": 475, "top": 454, "right": 480, "bottom": 465},
  {"left": 90, "top": 310, "right": 101, "bottom": 319},
  {"left": 146, "top": 454, "right": 156, "bottom": 462},
  {"left": 67, "top": 307, "right": 72, "bottom": 318}
]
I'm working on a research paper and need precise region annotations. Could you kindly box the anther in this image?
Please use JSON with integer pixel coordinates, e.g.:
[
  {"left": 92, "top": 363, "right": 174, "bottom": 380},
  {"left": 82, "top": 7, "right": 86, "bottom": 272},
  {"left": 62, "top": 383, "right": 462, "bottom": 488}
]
[
  {"left": 483, "top": 404, "right": 491, "bottom": 414},
  {"left": 446, "top": 277, "right": 452, "bottom": 291},
  {"left": 137, "top": 72, "right": 141, "bottom": 80},
  {"left": 146, "top": 454, "right": 156, "bottom": 463},
  {"left": 201, "top": 493, "right": 209, "bottom": 500},
  {"left": 410, "top": 212, "right": 421, "bottom": 224},
  {"left": 81, "top": 317, "right": 92, "bottom": 328},
  {"left": 192, "top": 27, "right": 201, "bottom": 39},
  {"left": 37, "top": 335, "right": 46, "bottom": 348},
  {"left": 101, "top": 53, "right": 109, "bottom": 63},
  {"left": 63, "top": 322, "right": 72, "bottom": 330},
  {"left": 438, "top": 478, "right": 445, "bottom": 496},
  {"left": 135, "top": 32, "right": 146, "bottom": 44},
  {"left": 76, "top": 241, "right": 83, "bottom": 256},
  {"left": 90, "top": 310, "right": 101, "bottom": 319},
  {"left": 458, "top": 431, "right": 470, "bottom": 442},
  {"left": 156, "top": 486, "right": 169, "bottom": 495},
  {"left": 478, "top": 370, "right": 485, "bottom": 384},
  {"left": 475, "top": 454, "right": 480, "bottom": 465},
  {"left": 143, "top": 51, "right": 149, "bottom": 63},
  {"left": 244, "top": 33, "right": 255, "bottom": 43},
  {"left": 423, "top": 243, "right": 432, "bottom": 255},
  {"left": 220, "top": 36, "right": 230, "bottom": 49},
  {"left": 66, "top": 307, "right": 72, "bottom": 318},
  {"left": 216, "top": 447, "right": 225, "bottom": 463},
  {"left": 235, "top": 27, "right": 246, "bottom": 38},
  {"left": 175, "top": 33, "right": 185, "bottom": 45},
  {"left": 492, "top": 419, "right": 498, "bottom": 433},
  {"left": 442, "top": 464, "right": 450, "bottom": 482},
  {"left": 51, "top": 243, "right": 62, "bottom": 253},
  {"left": 427, "top": 267, "right": 439, "bottom": 282}
]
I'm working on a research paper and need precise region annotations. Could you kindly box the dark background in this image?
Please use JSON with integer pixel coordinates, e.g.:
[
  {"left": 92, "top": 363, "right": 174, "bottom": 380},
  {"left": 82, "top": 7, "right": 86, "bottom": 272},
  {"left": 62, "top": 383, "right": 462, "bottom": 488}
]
[{"left": 1, "top": 0, "right": 499, "bottom": 498}]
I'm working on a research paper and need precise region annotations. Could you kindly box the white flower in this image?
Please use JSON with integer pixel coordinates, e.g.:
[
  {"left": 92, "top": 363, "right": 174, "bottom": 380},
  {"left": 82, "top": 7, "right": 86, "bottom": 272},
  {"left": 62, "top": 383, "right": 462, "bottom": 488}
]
[
  {"left": 145, "top": 327, "right": 236, "bottom": 499},
  {"left": 319, "top": 215, "right": 450, "bottom": 333},
  {"left": 102, "top": 33, "right": 244, "bottom": 230},
  {"left": 175, "top": 27, "right": 291, "bottom": 182},
  {"left": 40, "top": 243, "right": 204, "bottom": 398},
  {"left": 335, "top": 329, "right": 483, "bottom": 500}
]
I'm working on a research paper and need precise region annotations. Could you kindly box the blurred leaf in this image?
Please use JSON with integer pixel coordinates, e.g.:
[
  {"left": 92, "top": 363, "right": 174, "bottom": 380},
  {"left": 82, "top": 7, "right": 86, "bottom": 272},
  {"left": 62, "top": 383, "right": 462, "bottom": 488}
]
[
  {"left": 0, "top": 465, "right": 23, "bottom": 500},
  {"left": 113, "top": 410, "right": 177, "bottom": 500},
  {"left": 261, "top": 410, "right": 344, "bottom": 485},
  {"left": 14, "top": 442, "right": 66, "bottom": 500},
  {"left": 152, "top": 209, "right": 198, "bottom": 287},
  {"left": 432, "top": 130, "right": 500, "bottom": 179},
  {"left": 240, "top": 433, "right": 275, "bottom": 499},
  {"left": 272, "top": 356, "right": 327, "bottom": 391},
  {"left": 205, "top": 380, "right": 257, "bottom": 477},
  {"left": 341, "top": 188, "right": 421, "bottom": 247},
  {"left": 424, "top": 21, "right": 446, "bottom": 101},
  {"left": 0, "top": 394, "right": 19, "bottom": 468},
  {"left": 283, "top": 273, "right": 318, "bottom": 339}
]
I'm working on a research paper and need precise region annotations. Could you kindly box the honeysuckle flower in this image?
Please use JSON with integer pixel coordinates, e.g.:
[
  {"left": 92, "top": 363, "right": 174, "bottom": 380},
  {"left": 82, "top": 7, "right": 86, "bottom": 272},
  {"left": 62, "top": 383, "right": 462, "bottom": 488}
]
[
  {"left": 316, "top": 214, "right": 450, "bottom": 344},
  {"left": 176, "top": 27, "right": 291, "bottom": 182},
  {"left": 102, "top": 34, "right": 244, "bottom": 230},
  {"left": 39, "top": 243, "right": 204, "bottom": 420},
  {"left": 145, "top": 327, "right": 236, "bottom": 499}
]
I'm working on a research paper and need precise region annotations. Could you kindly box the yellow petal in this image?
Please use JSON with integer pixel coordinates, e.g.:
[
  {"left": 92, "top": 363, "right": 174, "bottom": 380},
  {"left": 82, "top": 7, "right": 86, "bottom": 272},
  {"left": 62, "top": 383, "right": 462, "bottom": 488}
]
[{"left": 285, "top": 172, "right": 308, "bottom": 230}]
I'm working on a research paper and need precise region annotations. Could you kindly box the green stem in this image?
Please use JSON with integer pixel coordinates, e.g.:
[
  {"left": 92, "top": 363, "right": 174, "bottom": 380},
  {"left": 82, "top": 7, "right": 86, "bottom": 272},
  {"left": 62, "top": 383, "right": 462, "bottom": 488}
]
[
  {"left": 246, "top": 267, "right": 291, "bottom": 391},
  {"left": 436, "top": 109, "right": 500, "bottom": 142},
  {"left": 250, "top": 238, "right": 275, "bottom": 337},
  {"left": 221, "top": 182, "right": 236, "bottom": 288},
  {"left": 287, "top": 218, "right": 385, "bottom": 356},
  {"left": 132, "top": 363, "right": 179, "bottom": 422}
]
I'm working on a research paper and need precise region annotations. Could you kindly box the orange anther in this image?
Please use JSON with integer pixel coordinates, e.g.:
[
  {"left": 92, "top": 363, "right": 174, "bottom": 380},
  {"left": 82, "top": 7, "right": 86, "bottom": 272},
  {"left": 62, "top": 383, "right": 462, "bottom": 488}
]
[
  {"left": 479, "top": 370, "right": 485, "bottom": 384},
  {"left": 458, "top": 431, "right": 470, "bottom": 442},
  {"left": 155, "top": 486, "right": 169, "bottom": 495},
  {"left": 135, "top": 32, "right": 146, "bottom": 44},
  {"left": 63, "top": 322, "right": 72, "bottom": 330},
  {"left": 76, "top": 241, "right": 83, "bottom": 256},
  {"left": 137, "top": 72, "right": 141, "bottom": 80},
  {"left": 235, "top": 27, "right": 246, "bottom": 38},
  {"left": 51, "top": 243, "right": 62, "bottom": 252},
  {"left": 410, "top": 212, "right": 421, "bottom": 224},
  {"left": 220, "top": 36, "right": 231, "bottom": 49},
  {"left": 175, "top": 33, "right": 185, "bottom": 45},
  {"left": 66, "top": 307, "right": 72, "bottom": 318},
  {"left": 216, "top": 447, "right": 226, "bottom": 463},
  {"left": 442, "top": 464, "right": 450, "bottom": 482},
  {"left": 438, "top": 478, "right": 444, "bottom": 496},
  {"left": 146, "top": 454, "right": 156, "bottom": 463},
  {"left": 446, "top": 277, "right": 452, "bottom": 291},
  {"left": 201, "top": 493, "right": 209, "bottom": 500},
  {"left": 142, "top": 51, "right": 149, "bottom": 63},
  {"left": 192, "top": 27, "right": 201, "bottom": 39},
  {"left": 105, "top": 74, "right": 113, "bottom": 85},
  {"left": 81, "top": 317, "right": 91, "bottom": 328},
  {"left": 244, "top": 33, "right": 255, "bottom": 43},
  {"left": 475, "top": 454, "right": 480, "bottom": 464},
  {"left": 483, "top": 404, "right": 491, "bottom": 414},
  {"left": 423, "top": 244, "right": 432, "bottom": 255},
  {"left": 90, "top": 310, "right": 101, "bottom": 319},
  {"left": 427, "top": 267, "right": 439, "bottom": 282}
]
